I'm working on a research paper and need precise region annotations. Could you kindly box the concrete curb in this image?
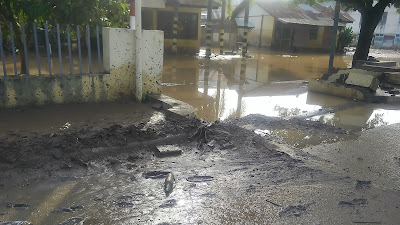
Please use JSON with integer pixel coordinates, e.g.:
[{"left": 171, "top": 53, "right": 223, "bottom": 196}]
[{"left": 149, "top": 94, "right": 197, "bottom": 119}]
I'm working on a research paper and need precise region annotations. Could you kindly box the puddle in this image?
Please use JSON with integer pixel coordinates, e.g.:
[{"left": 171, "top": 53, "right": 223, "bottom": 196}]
[
  {"left": 270, "top": 129, "right": 343, "bottom": 148},
  {"left": 309, "top": 106, "right": 400, "bottom": 131}
]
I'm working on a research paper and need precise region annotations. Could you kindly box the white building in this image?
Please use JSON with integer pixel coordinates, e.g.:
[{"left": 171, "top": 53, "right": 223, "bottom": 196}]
[{"left": 324, "top": 1, "right": 400, "bottom": 48}]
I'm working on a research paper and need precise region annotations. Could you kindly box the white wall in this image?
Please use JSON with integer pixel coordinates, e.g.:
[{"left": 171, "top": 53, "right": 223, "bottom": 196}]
[
  {"left": 347, "top": 5, "right": 400, "bottom": 36},
  {"left": 103, "top": 28, "right": 164, "bottom": 96},
  {"left": 236, "top": 2, "right": 269, "bottom": 17},
  {"left": 236, "top": 2, "right": 273, "bottom": 47}
]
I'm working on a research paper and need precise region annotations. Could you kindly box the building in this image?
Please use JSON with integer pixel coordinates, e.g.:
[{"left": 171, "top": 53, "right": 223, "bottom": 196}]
[
  {"left": 232, "top": 0, "right": 353, "bottom": 51},
  {"left": 142, "top": 0, "right": 219, "bottom": 54},
  {"left": 345, "top": 4, "right": 400, "bottom": 48}
]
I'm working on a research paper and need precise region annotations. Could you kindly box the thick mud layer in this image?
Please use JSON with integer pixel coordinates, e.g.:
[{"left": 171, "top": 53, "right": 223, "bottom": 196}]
[
  {"left": 0, "top": 113, "right": 346, "bottom": 224},
  {"left": 1, "top": 113, "right": 399, "bottom": 224}
]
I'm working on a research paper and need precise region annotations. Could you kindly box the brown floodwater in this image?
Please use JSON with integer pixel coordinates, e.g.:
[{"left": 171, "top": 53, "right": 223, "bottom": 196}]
[
  {"left": 2, "top": 47, "right": 400, "bottom": 133},
  {"left": 163, "top": 47, "right": 400, "bottom": 131}
]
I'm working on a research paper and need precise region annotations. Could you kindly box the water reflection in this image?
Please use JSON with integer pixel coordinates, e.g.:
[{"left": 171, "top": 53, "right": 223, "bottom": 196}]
[
  {"left": 310, "top": 106, "right": 400, "bottom": 131},
  {"left": 163, "top": 48, "right": 400, "bottom": 131}
]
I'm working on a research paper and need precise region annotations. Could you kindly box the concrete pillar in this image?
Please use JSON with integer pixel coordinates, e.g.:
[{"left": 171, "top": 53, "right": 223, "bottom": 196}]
[
  {"left": 206, "top": 0, "right": 213, "bottom": 58},
  {"left": 135, "top": 0, "right": 143, "bottom": 101},
  {"left": 219, "top": 0, "right": 226, "bottom": 55},
  {"left": 242, "top": 0, "right": 249, "bottom": 57},
  {"left": 172, "top": 3, "right": 179, "bottom": 54}
]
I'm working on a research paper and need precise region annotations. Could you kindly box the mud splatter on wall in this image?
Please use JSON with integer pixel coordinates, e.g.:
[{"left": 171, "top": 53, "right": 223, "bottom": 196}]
[{"left": 0, "top": 28, "right": 163, "bottom": 109}]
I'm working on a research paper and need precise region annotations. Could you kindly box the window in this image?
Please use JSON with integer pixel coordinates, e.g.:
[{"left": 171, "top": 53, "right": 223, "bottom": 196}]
[
  {"left": 157, "top": 11, "right": 199, "bottom": 40},
  {"left": 309, "top": 26, "right": 318, "bottom": 40},
  {"left": 380, "top": 12, "right": 388, "bottom": 24},
  {"left": 396, "top": 34, "right": 400, "bottom": 38},
  {"left": 398, "top": 15, "right": 400, "bottom": 24}
]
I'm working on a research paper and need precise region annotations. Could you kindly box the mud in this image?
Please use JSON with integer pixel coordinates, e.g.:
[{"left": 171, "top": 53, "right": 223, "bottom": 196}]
[{"left": 0, "top": 108, "right": 354, "bottom": 224}]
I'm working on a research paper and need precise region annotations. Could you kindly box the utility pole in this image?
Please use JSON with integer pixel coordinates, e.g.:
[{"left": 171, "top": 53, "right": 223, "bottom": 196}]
[
  {"left": 242, "top": 0, "right": 249, "bottom": 57},
  {"left": 219, "top": 0, "right": 226, "bottom": 55},
  {"left": 328, "top": 1, "right": 340, "bottom": 74},
  {"left": 206, "top": 0, "right": 213, "bottom": 58}
]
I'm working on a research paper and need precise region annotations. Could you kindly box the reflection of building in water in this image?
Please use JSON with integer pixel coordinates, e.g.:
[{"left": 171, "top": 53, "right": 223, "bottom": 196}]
[{"left": 162, "top": 56, "right": 219, "bottom": 121}]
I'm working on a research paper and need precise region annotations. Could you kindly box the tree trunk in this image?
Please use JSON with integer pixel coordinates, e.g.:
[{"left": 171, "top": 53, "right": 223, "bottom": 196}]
[
  {"left": 15, "top": 38, "right": 27, "bottom": 75},
  {"left": 352, "top": 5, "right": 388, "bottom": 67}
]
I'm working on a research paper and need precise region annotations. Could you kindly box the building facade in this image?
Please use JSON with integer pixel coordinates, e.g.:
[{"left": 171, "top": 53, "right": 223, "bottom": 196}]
[
  {"left": 142, "top": 0, "right": 219, "bottom": 54},
  {"left": 346, "top": 5, "right": 400, "bottom": 48},
  {"left": 232, "top": 0, "right": 353, "bottom": 51}
]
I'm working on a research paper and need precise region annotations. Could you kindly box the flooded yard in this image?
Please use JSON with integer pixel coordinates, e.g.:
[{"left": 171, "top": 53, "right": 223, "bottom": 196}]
[
  {"left": 162, "top": 47, "right": 400, "bottom": 131},
  {"left": 1, "top": 47, "right": 400, "bottom": 225}
]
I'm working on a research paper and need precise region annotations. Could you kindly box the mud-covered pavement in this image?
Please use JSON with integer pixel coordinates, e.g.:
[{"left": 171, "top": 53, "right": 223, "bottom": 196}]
[{"left": 1, "top": 103, "right": 400, "bottom": 224}]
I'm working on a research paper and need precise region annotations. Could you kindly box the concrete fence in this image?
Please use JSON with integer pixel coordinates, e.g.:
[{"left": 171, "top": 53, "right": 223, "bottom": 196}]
[{"left": 0, "top": 27, "right": 164, "bottom": 109}]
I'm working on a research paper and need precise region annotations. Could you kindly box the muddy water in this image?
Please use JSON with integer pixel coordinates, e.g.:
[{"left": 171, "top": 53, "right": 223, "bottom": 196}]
[{"left": 163, "top": 48, "right": 400, "bottom": 131}]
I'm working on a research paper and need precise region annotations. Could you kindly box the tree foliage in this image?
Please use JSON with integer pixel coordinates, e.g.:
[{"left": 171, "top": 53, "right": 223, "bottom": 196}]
[
  {"left": 0, "top": 0, "right": 129, "bottom": 74},
  {"left": 337, "top": 27, "right": 353, "bottom": 52}
]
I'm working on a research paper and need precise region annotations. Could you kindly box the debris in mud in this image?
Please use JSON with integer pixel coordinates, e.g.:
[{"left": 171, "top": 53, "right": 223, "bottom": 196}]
[
  {"left": 159, "top": 199, "right": 177, "bottom": 208},
  {"left": 190, "top": 122, "right": 218, "bottom": 149},
  {"left": 143, "top": 171, "right": 170, "bottom": 179},
  {"left": 53, "top": 205, "right": 84, "bottom": 213},
  {"left": 152, "top": 103, "right": 163, "bottom": 110},
  {"left": 155, "top": 145, "right": 182, "bottom": 158},
  {"left": 266, "top": 199, "right": 282, "bottom": 207},
  {"left": 186, "top": 176, "right": 214, "bottom": 183},
  {"left": 356, "top": 180, "right": 372, "bottom": 190},
  {"left": 200, "top": 193, "right": 217, "bottom": 198},
  {"left": 0, "top": 222, "right": 32, "bottom": 225},
  {"left": 164, "top": 173, "right": 175, "bottom": 197},
  {"left": 338, "top": 198, "right": 368, "bottom": 207},
  {"left": 6, "top": 203, "right": 29, "bottom": 209},
  {"left": 114, "top": 195, "right": 144, "bottom": 208},
  {"left": 57, "top": 217, "right": 84, "bottom": 225},
  {"left": 279, "top": 203, "right": 314, "bottom": 217},
  {"left": 115, "top": 201, "right": 134, "bottom": 208}
]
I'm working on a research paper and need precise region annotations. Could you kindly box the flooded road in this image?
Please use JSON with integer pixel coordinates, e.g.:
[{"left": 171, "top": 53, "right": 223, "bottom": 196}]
[
  {"left": 162, "top": 48, "right": 400, "bottom": 131},
  {"left": 2, "top": 48, "right": 400, "bottom": 224}
]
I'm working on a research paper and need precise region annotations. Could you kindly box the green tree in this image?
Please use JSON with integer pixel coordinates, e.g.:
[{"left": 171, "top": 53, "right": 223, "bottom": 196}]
[
  {"left": 295, "top": 0, "right": 400, "bottom": 67},
  {"left": 337, "top": 27, "right": 353, "bottom": 53},
  {"left": 0, "top": 0, "right": 128, "bottom": 74}
]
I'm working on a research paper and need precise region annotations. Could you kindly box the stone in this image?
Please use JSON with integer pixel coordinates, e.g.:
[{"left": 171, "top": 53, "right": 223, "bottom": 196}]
[
  {"left": 155, "top": 145, "right": 182, "bottom": 158},
  {"left": 385, "top": 72, "right": 400, "bottom": 85},
  {"left": 308, "top": 79, "right": 366, "bottom": 100},
  {"left": 326, "top": 69, "right": 380, "bottom": 91},
  {"left": 345, "top": 73, "right": 380, "bottom": 91},
  {"left": 150, "top": 94, "right": 197, "bottom": 119},
  {"left": 152, "top": 103, "right": 162, "bottom": 109}
]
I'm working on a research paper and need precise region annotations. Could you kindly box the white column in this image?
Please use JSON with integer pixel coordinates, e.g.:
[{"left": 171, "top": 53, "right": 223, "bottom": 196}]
[
  {"left": 135, "top": 0, "right": 143, "bottom": 101},
  {"left": 130, "top": 1, "right": 136, "bottom": 30}
]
